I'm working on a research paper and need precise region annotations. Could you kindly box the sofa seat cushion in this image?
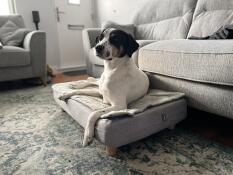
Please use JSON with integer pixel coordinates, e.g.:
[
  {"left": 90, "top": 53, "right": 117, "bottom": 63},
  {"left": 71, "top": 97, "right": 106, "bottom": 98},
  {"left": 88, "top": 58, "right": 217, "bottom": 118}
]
[
  {"left": 0, "top": 46, "right": 30, "bottom": 67},
  {"left": 138, "top": 39, "right": 233, "bottom": 86},
  {"left": 132, "top": 40, "right": 156, "bottom": 66},
  {"left": 89, "top": 40, "right": 156, "bottom": 66}
]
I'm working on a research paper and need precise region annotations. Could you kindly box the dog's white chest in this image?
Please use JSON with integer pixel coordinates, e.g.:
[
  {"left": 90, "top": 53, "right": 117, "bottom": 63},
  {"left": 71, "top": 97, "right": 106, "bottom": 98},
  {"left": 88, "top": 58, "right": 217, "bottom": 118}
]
[
  {"left": 99, "top": 79, "right": 109, "bottom": 95},
  {"left": 99, "top": 75, "right": 114, "bottom": 104},
  {"left": 99, "top": 74, "right": 109, "bottom": 93},
  {"left": 99, "top": 69, "right": 125, "bottom": 104}
]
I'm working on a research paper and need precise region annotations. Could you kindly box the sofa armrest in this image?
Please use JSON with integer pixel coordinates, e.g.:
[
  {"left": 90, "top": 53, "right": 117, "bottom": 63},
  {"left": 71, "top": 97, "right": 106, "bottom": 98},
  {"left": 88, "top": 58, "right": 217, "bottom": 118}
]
[
  {"left": 82, "top": 28, "right": 102, "bottom": 75},
  {"left": 23, "top": 31, "right": 46, "bottom": 78},
  {"left": 132, "top": 40, "right": 156, "bottom": 67}
]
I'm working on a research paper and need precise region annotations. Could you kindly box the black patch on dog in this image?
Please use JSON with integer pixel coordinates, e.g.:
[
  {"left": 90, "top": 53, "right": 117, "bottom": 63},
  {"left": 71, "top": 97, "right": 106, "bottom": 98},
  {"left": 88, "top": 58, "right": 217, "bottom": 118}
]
[
  {"left": 126, "top": 33, "right": 139, "bottom": 57},
  {"left": 109, "top": 30, "right": 139, "bottom": 57},
  {"left": 95, "top": 28, "right": 108, "bottom": 44}
]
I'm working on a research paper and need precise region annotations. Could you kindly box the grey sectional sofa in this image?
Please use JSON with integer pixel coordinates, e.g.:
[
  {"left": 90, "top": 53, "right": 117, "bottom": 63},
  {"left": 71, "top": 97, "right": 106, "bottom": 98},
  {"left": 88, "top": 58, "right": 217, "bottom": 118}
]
[
  {"left": 83, "top": 0, "right": 233, "bottom": 119},
  {"left": 0, "top": 15, "right": 46, "bottom": 84}
]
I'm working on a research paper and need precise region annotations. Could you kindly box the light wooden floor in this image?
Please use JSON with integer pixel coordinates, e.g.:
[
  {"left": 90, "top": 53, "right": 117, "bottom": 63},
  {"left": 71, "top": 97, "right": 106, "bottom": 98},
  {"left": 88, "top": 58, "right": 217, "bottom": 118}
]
[{"left": 52, "top": 73, "right": 89, "bottom": 84}]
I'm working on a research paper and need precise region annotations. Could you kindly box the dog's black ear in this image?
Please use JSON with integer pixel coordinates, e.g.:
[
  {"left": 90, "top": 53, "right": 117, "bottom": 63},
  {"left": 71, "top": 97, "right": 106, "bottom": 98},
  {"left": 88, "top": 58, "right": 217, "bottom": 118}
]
[{"left": 126, "top": 34, "right": 139, "bottom": 57}]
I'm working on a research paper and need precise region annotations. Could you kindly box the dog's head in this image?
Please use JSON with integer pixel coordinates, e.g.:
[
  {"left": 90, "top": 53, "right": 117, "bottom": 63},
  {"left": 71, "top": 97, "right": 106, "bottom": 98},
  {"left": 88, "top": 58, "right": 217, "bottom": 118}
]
[{"left": 95, "top": 28, "right": 139, "bottom": 60}]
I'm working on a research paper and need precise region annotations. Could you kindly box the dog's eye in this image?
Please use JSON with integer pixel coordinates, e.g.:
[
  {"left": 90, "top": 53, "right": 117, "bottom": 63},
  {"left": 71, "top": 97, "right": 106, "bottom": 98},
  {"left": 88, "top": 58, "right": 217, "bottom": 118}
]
[
  {"left": 96, "top": 34, "right": 104, "bottom": 44},
  {"left": 99, "top": 34, "right": 104, "bottom": 41},
  {"left": 95, "top": 36, "right": 99, "bottom": 44}
]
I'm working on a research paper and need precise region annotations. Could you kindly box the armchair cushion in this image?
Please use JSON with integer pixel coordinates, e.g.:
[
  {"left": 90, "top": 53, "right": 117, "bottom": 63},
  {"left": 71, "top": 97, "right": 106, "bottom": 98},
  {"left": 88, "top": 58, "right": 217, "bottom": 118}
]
[
  {"left": 0, "top": 46, "right": 30, "bottom": 67},
  {"left": 0, "top": 15, "right": 25, "bottom": 28},
  {"left": 0, "top": 20, "right": 18, "bottom": 43},
  {"left": 0, "top": 20, "right": 31, "bottom": 46}
]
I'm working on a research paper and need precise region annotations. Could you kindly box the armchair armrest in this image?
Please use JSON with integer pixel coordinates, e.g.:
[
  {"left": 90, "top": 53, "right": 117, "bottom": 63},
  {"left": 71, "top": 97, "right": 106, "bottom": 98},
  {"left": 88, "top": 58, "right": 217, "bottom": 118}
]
[
  {"left": 82, "top": 28, "right": 102, "bottom": 75},
  {"left": 82, "top": 28, "right": 101, "bottom": 53},
  {"left": 23, "top": 31, "right": 45, "bottom": 50},
  {"left": 23, "top": 31, "right": 46, "bottom": 79}
]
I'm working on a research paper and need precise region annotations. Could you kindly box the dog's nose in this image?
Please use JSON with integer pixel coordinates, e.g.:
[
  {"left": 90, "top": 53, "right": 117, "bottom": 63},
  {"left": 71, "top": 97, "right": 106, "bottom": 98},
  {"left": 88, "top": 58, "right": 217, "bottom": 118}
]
[{"left": 95, "top": 45, "right": 104, "bottom": 53}]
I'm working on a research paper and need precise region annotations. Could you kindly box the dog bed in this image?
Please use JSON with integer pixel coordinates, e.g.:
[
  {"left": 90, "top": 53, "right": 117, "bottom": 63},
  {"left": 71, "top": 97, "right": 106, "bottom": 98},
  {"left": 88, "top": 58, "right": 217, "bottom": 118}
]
[{"left": 52, "top": 81, "right": 187, "bottom": 155}]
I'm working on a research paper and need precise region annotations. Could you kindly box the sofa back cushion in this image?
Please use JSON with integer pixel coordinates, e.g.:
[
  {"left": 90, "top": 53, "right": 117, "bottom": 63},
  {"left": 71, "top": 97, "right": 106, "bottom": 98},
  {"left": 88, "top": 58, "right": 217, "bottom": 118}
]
[
  {"left": 132, "top": 0, "right": 197, "bottom": 40},
  {"left": 0, "top": 15, "right": 25, "bottom": 28},
  {"left": 188, "top": 0, "right": 233, "bottom": 38}
]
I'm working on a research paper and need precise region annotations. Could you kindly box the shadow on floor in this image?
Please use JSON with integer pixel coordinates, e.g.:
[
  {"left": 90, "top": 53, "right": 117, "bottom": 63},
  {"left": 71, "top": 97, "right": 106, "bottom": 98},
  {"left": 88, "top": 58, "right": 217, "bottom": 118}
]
[
  {"left": 0, "top": 78, "right": 47, "bottom": 91},
  {"left": 179, "top": 107, "right": 233, "bottom": 147},
  {"left": 63, "top": 70, "right": 87, "bottom": 76}
]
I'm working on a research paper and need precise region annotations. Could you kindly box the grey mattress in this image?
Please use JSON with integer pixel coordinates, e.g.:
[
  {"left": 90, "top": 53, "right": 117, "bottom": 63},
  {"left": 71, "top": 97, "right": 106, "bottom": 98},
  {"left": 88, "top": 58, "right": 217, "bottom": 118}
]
[{"left": 53, "top": 88, "right": 187, "bottom": 148}]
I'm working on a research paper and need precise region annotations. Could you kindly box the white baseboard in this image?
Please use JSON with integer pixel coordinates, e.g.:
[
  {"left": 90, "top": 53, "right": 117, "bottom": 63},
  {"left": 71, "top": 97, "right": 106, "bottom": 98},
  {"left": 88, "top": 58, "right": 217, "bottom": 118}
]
[{"left": 57, "top": 65, "right": 87, "bottom": 73}]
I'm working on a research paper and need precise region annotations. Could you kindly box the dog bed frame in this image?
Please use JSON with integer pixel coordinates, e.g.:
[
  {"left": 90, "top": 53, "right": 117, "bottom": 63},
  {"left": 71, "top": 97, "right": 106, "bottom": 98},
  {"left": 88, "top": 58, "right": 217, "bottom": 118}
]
[{"left": 52, "top": 82, "right": 187, "bottom": 156}]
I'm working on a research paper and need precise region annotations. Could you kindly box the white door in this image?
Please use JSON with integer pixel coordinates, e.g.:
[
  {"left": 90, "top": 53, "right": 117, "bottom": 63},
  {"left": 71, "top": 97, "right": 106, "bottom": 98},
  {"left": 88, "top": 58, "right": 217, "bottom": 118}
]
[{"left": 54, "top": 0, "right": 94, "bottom": 71}]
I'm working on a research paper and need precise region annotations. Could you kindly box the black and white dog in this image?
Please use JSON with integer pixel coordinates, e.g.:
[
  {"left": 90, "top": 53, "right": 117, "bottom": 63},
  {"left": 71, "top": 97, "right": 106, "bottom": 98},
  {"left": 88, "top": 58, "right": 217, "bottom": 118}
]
[{"left": 59, "top": 28, "right": 149, "bottom": 146}]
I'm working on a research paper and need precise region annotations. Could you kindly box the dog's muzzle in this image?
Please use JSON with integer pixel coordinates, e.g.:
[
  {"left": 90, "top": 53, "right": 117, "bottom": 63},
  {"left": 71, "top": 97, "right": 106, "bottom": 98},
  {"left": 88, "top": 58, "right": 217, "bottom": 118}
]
[
  {"left": 95, "top": 45, "right": 112, "bottom": 60},
  {"left": 95, "top": 45, "right": 104, "bottom": 57}
]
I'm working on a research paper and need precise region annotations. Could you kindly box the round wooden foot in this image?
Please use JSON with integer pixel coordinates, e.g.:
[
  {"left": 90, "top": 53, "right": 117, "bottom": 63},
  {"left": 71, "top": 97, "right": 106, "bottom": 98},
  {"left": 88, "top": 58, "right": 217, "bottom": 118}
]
[
  {"left": 39, "top": 76, "right": 47, "bottom": 86},
  {"left": 106, "top": 146, "right": 117, "bottom": 156}
]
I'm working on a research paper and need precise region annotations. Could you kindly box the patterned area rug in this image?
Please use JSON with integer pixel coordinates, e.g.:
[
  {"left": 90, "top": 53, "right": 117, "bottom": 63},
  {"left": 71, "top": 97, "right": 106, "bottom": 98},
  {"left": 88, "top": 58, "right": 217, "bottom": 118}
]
[{"left": 0, "top": 85, "right": 233, "bottom": 175}]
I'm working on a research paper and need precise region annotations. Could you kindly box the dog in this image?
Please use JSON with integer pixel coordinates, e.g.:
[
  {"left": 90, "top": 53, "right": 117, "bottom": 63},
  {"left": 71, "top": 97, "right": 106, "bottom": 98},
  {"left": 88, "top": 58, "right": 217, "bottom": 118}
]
[{"left": 59, "top": 28, "right": 149, "bottom": 146}]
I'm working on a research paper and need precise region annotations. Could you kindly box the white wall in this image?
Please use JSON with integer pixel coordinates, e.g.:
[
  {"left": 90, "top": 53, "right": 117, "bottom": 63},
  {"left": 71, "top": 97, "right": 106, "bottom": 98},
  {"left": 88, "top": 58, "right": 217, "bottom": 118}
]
[
  {"left": 95, "top": 0, "right": 142, "bottom": 26},
  {"left": 15, "top": 0, "right": 60, "bottom": 69},
  {"left": 14, "top": 0, "right": 142, "bottom": 69}
]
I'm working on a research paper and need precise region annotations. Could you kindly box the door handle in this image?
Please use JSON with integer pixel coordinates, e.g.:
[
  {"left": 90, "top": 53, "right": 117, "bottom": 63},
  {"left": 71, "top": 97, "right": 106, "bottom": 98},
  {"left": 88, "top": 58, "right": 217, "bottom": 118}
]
[
  {"left": 56, "top": 7, "right": 66, "bottom": 22},
  {"left": 68, "top": 24, "right": 85, "bottom": 30}
]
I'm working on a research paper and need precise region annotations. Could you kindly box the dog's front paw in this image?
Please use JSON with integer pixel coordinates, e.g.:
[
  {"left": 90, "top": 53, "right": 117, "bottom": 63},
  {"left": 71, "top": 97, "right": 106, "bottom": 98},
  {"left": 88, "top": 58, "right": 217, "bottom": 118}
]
[
  {"left": 83, "top": 128, "right": 94, "bottom": 146},
  {"left": 69, "top": 82, "right": 87, "bottom": 89},
  {"left": 58, "top": 93, "right": 71, "bottom": 101},
  {"left": 87, "top": 77, "right": 96, "bottom": 82},
  {"left": 83, "top": 135, "right": 92, "bottom": 147},
  {"left": 69, "top": 83, "right": 81, "bottom": 89}
]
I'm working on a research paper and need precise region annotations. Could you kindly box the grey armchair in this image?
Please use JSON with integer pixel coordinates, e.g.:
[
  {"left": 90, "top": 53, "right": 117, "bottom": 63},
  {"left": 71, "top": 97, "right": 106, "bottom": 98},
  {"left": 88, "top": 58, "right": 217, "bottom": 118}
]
[{"left": 0, "top": 15, "right": 46, "bottom": 85}]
